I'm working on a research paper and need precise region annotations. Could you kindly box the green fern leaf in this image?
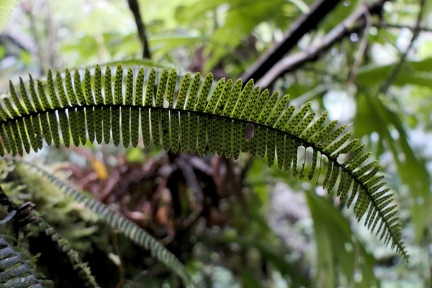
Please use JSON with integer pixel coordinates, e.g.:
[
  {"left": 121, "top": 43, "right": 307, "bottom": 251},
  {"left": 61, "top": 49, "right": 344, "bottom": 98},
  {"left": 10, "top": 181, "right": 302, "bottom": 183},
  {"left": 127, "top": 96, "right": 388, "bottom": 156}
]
[
  {"left": 131, "top": 109, "right": 140, "bottom": 147},
  {"left": 294, "top": 112, "right": 315, "bottom": 135},
  {"left": 114, "top": 66, "right": 124, "bottom": 105},
  {"left": 215, "top": 79, "right": 233, "bottom": 115},
  {"left": 194, "top": 73, "right": 213, "bottom": 112},
  {"left": 123, "top": 107, "right": 131, "bottom": 147},
  {"left": 16, "top": 118, "right": 31, "bottom": 153},
  {"left": 248, "top": 89, "right": 268, "bottom": 122},
  {"left": 84, "top": 69, "right": 95, "bottom": 105},
  {"left": 93, "top": 108, "right": 103, "bottom": 145},
  {"left": 232, "top": 79, "right": 253, "bottom": 118},
  {"left": 65, "top": 69, "right": 78, "bottom": 106},
  {"left": 179, "top": 112, "right": 188, "bottom": 152},
  {"left": 8, "top": 122, "right": 20, "bottom": 154},
  {"left": 337, "top": 171, "right": 352, "bottom": 202},
  {"left": 9, "top": 81, "right": 27, "bottom": 115},
  {"left": 155, "top": 69, "right": 169, "bottom": 108},
  {"left": 104, "top": 66, "right": 113, "bottom": 105},
  {"left": 102, "top": 107, "right": 111, "bottom": 144},
  {"left": 276, "top": 136, "right": 285, "bottom": 170},
  {"left": 144, "top": 68, "right": 156, "bottom": 106},
  {"left": 175, "top": 73, "right": 191, "bottom": 109},
  {"left": 309, "top": 120, "right": 338, "bottom": 144},
  {"left": 204, "top": 78, "right": 224, "bottom": 113},
  {"left": 1, "top": 125, "right": 11, "bottom": 153},
  {"left": 3, "top": 97, "right": 20, "bottom": 119},
  {"left": 74, "top": 70, "right": 87, "bottom": 105},
  {"left": 223, "top": 79, "right": 242, "bottom": 117},
  {"left": 134, "top": 67, "right": 145, "bottom": 106},
  {"left": 308, "top": 149, "right": 318, "bottom": 180},
  {"left": 301, "top": 111, "right": 328, "bottom": 140},
  {"left": 321, "top": 124, "right": 348, "bottom": 150},
  {"left": 56, "top": 71, "right": 69, "bottom": 107},
  {"left": 58, "top": 111, "right": 71, "bottom": 147},
  {"left": 32, "top": 116, "right": 43, "bottom": 151},
  {"left": 166, "top": 69, "right": 177, "bottom": 108},
  {"left": 141, "top": 108, "right": 151, "bottom": 146},
  {"left": 266, "top": 130, "right": 277, "bottom": 167},
  {"left": 266, "top": 94, "right": 290, "bottom": 127},
  {"left": 1, "top": 66, "right": 409, "bottom": 262},
  {"left": 197, "top": 116, "right": 207, "bottom": 156},
  {"left": 284, "top": 102, "right": 311, "bottom": 133},
  {"left": 28, "top": 75, "right": 44, "bottom": 112},
  {"left": 111, "top": 107, "right": 121, "bottom": 146},
  {"left": 346, "top": 182, "right": 359, "bottom": 208},
  {"left": 258, "top": 91, "right": 278, "bottom": 125},
  {"left": 331, "top": 139, "right": 359, "bottom": 158},
  {"left": 231, "top": 122, "right": 242, "bottom": 159},
  {"left": 240, "top": 86, "right": 259, "bottom": 121},
  {"left": 170, "top": 111, "right": 180, "bottom": 152},
  {"left": 94, "top": 65, "right": 103, "bottom": 104},
  {"left": 324, "top": 131, "right": 353, "bottom": 154},
  {"left": 87, "top": 107, "right": 97, "bottom": 144},
  {"left": 69, "top": 110, "right": 80, "bottom": 147},
  {"left": 326, "top": 164, "right": 340, "bottom": 191},
  {"left": 161, "top": 110, "right": 170, "bottom": 151},
  {"left": 354, "top": 161, "right": 378, "bottom": 178},
  {"left": 40, "top": 112, "right": 53, "bottom": 146},
  {"left": 37, "top": 80, "right": 53, "bottom": 110},
  {"left": 125, "top": 68, "right": 134, "bottom": 106},
  {"left": 274, "top": 105, "right": 295, "bottom": 130},
  {"left": 151, "top": 109, "right": 161, "bottom": 147},
  {"left": 19, "top": 77, "right": 36, "bottom": 113}
]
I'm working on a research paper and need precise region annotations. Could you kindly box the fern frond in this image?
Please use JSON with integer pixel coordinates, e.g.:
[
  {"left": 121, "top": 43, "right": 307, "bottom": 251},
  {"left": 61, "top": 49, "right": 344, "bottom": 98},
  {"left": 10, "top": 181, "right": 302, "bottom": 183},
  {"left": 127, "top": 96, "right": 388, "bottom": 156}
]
[
  {"left": 12, "top": 159, "right": 196, "bottom": 288},
  {"left": 1, "top": 65, "right": 408, "bottom": 260}
]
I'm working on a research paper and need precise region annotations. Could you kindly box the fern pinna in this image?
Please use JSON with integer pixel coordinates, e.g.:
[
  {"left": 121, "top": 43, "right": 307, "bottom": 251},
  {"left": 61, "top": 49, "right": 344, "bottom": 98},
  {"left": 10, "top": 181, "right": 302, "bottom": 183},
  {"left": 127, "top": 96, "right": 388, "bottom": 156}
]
[{"left": 1, "top": 65, "right": 407, "bottom": 261}]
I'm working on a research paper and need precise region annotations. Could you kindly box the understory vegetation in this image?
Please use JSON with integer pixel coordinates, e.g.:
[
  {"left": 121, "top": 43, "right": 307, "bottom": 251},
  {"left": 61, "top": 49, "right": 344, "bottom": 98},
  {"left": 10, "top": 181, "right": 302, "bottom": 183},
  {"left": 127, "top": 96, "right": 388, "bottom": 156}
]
[{"left": 0, "top": 0, "right": 431, "bottom": 287}]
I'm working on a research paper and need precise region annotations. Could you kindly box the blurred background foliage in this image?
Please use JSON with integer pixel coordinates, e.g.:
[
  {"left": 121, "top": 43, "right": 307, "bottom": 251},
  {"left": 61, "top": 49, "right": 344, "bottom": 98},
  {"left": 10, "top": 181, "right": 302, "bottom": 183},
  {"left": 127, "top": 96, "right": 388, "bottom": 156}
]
[{"left": 1, "top": 0, "right": 432, "bottom": 287}]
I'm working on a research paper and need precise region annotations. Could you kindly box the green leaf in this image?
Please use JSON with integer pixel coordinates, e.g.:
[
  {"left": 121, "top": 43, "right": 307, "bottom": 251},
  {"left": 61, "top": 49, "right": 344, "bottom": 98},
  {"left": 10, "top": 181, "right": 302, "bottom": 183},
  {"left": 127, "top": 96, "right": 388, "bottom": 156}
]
[
  {"left": 356, "top": 57, "right": 432, "bottom": 89},
  {"left": 306, "top": 190, "right": 378, "bottom": 288}
]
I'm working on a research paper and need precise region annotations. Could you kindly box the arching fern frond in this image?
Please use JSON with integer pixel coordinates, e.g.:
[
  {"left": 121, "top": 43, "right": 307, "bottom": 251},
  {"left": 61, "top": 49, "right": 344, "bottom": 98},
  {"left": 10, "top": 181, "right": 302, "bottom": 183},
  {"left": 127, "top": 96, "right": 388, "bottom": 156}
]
[{"left": 1, "top": 65, "right": 408, "bottom": 260}]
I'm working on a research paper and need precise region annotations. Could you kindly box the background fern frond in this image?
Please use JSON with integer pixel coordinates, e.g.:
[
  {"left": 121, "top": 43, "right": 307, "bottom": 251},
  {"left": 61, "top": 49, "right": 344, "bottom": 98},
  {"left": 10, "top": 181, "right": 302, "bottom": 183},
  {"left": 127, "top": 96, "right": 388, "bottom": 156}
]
[{"left": 13, "top": 159, "right": 196, "bottom": 288}]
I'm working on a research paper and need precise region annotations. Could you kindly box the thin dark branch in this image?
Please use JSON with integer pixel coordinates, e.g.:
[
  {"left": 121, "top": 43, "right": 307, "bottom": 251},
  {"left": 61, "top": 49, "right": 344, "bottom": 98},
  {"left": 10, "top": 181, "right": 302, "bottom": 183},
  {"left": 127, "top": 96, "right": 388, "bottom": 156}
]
[
  {"left": 127, "top": 0, "right": 151, "bottom": 59},
  {"left": 256, "top": 0, "right": 387, "bottom": 89},
  {"left": 241, "top": 0, "right": 343, "bottom": 83},
  {"left": 378, "top": 0, "right": 427, "bottom": 95}
]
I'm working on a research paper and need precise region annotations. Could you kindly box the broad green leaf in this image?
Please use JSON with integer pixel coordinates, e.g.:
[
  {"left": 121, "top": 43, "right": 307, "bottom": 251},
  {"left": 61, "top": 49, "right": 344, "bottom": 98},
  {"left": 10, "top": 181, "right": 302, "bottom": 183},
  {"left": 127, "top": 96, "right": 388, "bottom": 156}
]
[{"left": 306, "top": 190, "right": 378, "bottom": 288}]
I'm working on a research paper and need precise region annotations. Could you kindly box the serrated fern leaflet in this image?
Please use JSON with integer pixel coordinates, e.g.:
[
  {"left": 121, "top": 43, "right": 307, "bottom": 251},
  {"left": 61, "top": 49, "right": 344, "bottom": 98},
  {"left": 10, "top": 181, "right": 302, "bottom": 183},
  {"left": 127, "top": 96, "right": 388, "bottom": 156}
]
[{"left": 0, "top": 65, "right": 408, "bottom": 260}]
